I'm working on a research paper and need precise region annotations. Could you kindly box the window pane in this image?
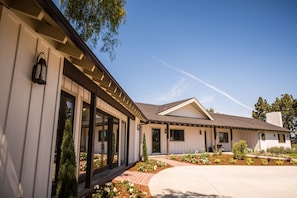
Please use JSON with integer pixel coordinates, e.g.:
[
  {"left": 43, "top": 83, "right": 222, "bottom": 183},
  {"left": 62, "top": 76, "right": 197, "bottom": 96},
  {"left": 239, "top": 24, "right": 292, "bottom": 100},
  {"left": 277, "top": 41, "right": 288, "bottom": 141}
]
[
  {"left": 170, "top": 129, "right": 184, "bottom": 141},
  {"left": 219, "top": 132, "right": 228, "bottom": 143}
]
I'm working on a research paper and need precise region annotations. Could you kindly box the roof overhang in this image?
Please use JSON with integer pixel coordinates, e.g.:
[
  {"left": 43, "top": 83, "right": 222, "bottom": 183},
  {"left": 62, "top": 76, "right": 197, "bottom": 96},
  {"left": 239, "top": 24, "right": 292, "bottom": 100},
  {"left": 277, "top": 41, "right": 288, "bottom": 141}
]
[{"left": 1, "top": 0, "right": 147, "bottom": 121}]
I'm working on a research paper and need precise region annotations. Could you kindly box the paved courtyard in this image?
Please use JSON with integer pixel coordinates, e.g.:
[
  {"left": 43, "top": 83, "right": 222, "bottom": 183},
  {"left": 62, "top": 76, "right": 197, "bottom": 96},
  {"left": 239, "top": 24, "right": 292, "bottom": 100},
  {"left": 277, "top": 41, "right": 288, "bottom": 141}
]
[{"left": 149, "top": 165, "right": 297, "bottom": 198}]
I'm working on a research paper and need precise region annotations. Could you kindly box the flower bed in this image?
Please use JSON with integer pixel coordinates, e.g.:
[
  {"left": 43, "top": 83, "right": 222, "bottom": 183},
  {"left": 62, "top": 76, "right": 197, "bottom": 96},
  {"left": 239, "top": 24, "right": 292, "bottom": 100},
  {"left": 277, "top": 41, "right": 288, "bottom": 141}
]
[{"left": 170, "top": 153, "right": 296, "bottom": 166}]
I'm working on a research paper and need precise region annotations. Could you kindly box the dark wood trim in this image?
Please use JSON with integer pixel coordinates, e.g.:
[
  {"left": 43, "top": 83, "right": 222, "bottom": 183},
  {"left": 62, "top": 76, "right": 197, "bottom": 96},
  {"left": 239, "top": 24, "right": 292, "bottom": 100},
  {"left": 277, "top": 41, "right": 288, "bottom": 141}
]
[
  {"left": 166, "top": 123, "right": 169, "bottom": 155},
  {"left": 63, "top": 59, "right": 135, "bottom": 120},
  {"left": 126, "top": 118, "right": 130, "bottom": 166},
  {"left": 85, "top": 92, "right": 96, "bottom": 188}
]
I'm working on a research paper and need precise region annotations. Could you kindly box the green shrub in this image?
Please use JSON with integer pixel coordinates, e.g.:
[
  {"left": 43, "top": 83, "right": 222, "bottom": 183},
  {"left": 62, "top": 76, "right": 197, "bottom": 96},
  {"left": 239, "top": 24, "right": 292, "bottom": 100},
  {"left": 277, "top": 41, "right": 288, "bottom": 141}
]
[
  {"left": 261, "top": 159, "right": 268, "bottom": 166},
  {"left": 93, "top": 182, "right": 118, "bottom": 198},
  {"left": 290, "top": 159, "right": 297, "bottom": 165},
  {"left": 275, "top": 159, "right": 284, "bottom": 165},
  {"left": 57, "top": 120, "right": 78, "bottom": 198},
  {"left": 214, "top": 158, "right": 221, "bottom": 163},
  {"left": 142, "top": 134, "right": 148, "bottom": 162},
  {"left": 169, "top": 154, "right": 177, "bottom": 160},
  {"left": 232, "top": 140, "right": 248, "bottom": 160},
  {"left": 245, "top": 158, "right": 254, "bottom": 165},
  {"left": 229, "top": 158, "right": 237, "bottom": 164}
]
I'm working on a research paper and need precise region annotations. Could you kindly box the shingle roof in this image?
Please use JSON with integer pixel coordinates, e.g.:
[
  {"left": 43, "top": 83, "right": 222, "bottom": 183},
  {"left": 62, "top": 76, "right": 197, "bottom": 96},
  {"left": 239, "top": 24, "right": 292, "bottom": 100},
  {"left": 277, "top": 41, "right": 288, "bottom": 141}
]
[{"left": 136, "top": 101, "right": 289, "bottom": 132}]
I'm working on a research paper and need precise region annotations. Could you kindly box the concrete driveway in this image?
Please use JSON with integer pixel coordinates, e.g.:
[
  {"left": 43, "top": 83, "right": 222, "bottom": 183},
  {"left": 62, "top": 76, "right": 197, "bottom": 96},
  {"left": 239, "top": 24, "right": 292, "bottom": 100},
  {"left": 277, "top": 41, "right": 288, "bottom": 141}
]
[{"left": 149, "top": 166, "right": 297, "bottom": 198}]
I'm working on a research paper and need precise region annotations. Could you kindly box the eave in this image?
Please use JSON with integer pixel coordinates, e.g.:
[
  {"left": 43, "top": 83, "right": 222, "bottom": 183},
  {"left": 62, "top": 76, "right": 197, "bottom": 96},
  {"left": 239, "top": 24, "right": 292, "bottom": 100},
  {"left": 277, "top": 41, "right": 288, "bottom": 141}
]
[{"left": 1, "top": 0, "right": 147, "bottom": 122}]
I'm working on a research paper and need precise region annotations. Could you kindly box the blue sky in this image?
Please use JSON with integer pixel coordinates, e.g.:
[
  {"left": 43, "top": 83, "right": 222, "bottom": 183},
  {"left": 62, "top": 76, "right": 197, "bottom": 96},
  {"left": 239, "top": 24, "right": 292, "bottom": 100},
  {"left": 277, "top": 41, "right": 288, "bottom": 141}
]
[{"left": 58, "top": 0, "right": 297, "bottom": 118}]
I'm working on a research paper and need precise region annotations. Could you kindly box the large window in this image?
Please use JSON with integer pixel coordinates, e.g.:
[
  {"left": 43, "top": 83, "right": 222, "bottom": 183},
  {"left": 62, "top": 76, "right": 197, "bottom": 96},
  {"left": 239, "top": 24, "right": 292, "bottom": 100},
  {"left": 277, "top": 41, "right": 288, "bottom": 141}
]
[
  {"left": 170, "top": 129, "right": 184, "bottom": 141},
  {"left": 219, "top": 132, "right": 229, "bottom": 143},
  {"left": 52, "top": 91, "right": 75, "bottom": 195},
  {"left": 278, "top": 134, "right": 286, "bottom": 143}
]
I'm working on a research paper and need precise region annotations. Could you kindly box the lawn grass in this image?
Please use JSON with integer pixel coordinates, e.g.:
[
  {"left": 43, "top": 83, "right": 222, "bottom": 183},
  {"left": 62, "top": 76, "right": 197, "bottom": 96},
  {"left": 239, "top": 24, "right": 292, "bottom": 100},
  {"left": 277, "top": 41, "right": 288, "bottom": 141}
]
[{"left": 286, "top": 153, "right": 297, "bottom": 159}]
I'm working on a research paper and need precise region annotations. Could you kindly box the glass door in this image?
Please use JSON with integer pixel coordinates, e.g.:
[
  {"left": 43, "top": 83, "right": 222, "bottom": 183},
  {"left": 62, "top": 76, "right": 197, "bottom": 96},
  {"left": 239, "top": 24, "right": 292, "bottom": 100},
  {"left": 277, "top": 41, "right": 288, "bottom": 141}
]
[{"left": 152, "top": 129, "right": 161, "bottom": 153}]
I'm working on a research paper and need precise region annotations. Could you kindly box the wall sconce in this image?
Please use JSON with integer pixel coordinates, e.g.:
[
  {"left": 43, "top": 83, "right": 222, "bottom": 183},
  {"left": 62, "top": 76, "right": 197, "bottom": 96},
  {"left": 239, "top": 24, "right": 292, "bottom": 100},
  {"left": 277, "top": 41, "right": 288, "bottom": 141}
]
[
  {"left": 199, "top": 130, "right": 202, "bottom": 135},
  {"left": 165, "top": 129, "right": 167, "bottom": 134},
  {"left": 137, "top": 125, "right": 141, "bottom": 130},
  {"left": 32, "top": 52, "right": 47, "bottom": 84}
]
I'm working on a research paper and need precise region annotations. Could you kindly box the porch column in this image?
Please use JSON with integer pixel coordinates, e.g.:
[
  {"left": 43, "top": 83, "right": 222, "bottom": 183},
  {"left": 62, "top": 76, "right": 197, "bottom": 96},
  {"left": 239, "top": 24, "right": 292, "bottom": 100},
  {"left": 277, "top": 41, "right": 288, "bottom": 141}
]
[
  {"left": 85, "top": 92, "right": 96, "bottom": 188},
  {"left": 214, "top": 127, "right": 217, "bottom": 152},
  {"left": 166, "top": 123, "right": 169, "bottom": 155},
  {"left": 230, "top": 128, "right": 233, "bottom": 148},
  {"left": 125, "top": 118, "right": 130, "bottom": 166}
]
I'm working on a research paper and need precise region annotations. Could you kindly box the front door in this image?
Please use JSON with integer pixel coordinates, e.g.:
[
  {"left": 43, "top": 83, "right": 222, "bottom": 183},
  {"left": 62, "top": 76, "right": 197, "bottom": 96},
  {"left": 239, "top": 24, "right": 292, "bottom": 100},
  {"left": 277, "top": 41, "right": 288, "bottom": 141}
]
[{"left": 152, "top": 129, "right": 161, "bottom": 153}]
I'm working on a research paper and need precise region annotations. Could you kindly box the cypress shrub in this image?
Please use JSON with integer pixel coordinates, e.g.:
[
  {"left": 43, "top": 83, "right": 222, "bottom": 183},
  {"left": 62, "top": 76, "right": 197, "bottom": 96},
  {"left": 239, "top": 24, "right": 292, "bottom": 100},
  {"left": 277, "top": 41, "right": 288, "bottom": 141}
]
[
  {"left": 232, "top": 140, "right": 248, "bottom": 160},
  {"left": 142, "top": 134, "right": 148, "bottom": 162},
  {"left": 57, "top": 120, "right": 78, "bottom": 198}
]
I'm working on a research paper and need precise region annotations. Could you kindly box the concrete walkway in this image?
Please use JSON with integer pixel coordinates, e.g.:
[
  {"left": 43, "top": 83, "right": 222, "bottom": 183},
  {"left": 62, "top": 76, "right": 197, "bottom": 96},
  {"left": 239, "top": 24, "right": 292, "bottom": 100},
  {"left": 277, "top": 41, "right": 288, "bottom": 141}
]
[{"left": 113, "top": 157, "right": 297, "bottom": 198}]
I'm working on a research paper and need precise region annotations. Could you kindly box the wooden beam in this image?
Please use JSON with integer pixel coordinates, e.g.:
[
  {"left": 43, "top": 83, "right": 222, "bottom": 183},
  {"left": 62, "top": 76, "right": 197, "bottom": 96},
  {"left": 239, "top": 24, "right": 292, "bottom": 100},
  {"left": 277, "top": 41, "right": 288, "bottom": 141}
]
[
  {"left": 63, "top": 59, "right": 135, "bottom": 120},
  {"left": 57, "top": 43, "right": 83, "bottom": 60},
  {"left": 10, "top": 0, "right": 44, "bottom": 20},
  {"left": 71, "top": 56, "right": 94, "bottom": 71},
  {"left": 37, "top": 23, "right": 67, "bottom": 43}
]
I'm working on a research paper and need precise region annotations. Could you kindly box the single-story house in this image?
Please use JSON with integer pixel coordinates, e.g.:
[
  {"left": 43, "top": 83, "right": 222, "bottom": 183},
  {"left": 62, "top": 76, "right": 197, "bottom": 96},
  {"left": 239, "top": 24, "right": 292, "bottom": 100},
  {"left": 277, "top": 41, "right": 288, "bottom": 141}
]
[
  {"left": 136, "top": 98, "right": 291, "bottom": 155},
  {"left": 0, "top": 0, "right": 146, "bottom": 197},
  {"left": 0, "top": 0, "right": 291, "bottom": 198}
]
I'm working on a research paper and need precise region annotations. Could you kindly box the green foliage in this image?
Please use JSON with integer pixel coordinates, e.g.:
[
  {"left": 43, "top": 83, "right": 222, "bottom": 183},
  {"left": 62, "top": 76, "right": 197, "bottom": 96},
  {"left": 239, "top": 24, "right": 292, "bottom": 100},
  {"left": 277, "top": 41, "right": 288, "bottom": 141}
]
[
  {"left": 142, "top": 134, "right": 148, "bottom": 162},
  {"left": 119, "top": 180, "right": 147, "bottom": 197},
  {"left": 275, "top": 159, "right": 284, "bottom": 165},
  {"left": 229, "top": 158, "right": 237, "bottom": 164},
  {"left": 169, "top": 154, "right": 177, "bottom": 160},
  {"left": 57, "top": 120, "right": 78, "bottom": 198},
  {"left": 253, "top": 94, "right": 297, "bottom": 131},
  {"left": 200, "top": 152, "right": 211, "bottom": 165},
  {"left": 271, "top": 94, "right": 297, "bottom": 131},
  {"left": 290, "top": 159, "right": 297, "bottom": 165},
  {"left": 214, "top": 158, "right": 221, "bottom": 163},
  {"left": 232, "top": 140, "right": 248, "bottom": 160},
  {"left": 136, "top": 159, "right": 166, "bottom": 172},
  {"left": 93, "top": 182, "right": 118, "bottom": 198},
  {"left": 59, "top": 0, "right": 126, "bottom": 60},
  {"left": 252, "top": 97, "right": 271, "bottom": 121},
  {"left": 245, "top": 158, "right": 254, "bottom": 165},
  {"left": 261, "top": 158, "right": 268, "bottom": 165}
]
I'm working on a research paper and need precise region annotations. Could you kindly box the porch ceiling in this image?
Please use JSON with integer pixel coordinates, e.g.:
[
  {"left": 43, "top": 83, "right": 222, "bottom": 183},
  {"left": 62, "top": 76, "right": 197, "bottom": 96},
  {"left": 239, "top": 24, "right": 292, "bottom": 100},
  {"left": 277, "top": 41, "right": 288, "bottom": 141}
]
[{"left": 1, "top": 0, "right": 147, "bottom": 122}]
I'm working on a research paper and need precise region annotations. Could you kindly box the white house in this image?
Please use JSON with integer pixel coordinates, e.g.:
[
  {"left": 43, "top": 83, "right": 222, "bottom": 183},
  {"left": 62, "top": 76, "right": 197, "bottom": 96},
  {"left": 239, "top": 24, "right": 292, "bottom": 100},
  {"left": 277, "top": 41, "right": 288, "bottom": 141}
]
[
  {"left": 0, "top": 0, "right": 146, "bottom": 197},
  {"left": 136, "top": 98, "right": 291, "bottom": 155}
]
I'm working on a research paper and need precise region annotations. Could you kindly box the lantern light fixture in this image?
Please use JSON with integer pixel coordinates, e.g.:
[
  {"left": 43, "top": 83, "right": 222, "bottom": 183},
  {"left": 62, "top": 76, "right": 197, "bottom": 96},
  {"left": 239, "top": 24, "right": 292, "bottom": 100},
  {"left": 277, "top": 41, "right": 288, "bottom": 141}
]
[{"left": 32, "top": 52, "right": 47, "bottom": 84}]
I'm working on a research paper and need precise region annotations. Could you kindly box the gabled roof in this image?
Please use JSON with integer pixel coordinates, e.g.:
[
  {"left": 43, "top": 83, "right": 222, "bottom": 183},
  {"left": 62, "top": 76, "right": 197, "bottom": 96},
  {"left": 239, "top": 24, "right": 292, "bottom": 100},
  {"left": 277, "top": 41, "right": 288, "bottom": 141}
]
[
  {"left": 136, "top": 99, "right": 290, "bottom": 133},
  {"left": 157, "top": 98, "right": 214, "bottom": 120}
]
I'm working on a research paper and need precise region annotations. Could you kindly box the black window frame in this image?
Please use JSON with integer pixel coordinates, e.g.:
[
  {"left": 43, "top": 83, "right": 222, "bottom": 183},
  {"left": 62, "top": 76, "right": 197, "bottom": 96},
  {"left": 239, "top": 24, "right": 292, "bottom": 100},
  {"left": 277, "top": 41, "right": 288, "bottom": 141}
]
[
  {"left": 219, "top": 132, "right": 229, "bottom": 143},
  {"left": 170, "top": 129, "right": 185, "bottom": 141}
]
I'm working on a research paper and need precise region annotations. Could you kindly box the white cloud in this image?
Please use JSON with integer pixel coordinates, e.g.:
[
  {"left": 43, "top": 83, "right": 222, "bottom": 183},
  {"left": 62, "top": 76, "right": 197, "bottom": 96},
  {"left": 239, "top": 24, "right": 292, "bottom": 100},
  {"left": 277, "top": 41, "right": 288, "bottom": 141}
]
[
  {"left": 156, "top": 78, "right": 189, "bottom": 103},
  {"left": 199, "top": 95, "right": 215, "bottom": 106},
  {"left": 153, "top": 57, "right": 253, "bottom": 111}
]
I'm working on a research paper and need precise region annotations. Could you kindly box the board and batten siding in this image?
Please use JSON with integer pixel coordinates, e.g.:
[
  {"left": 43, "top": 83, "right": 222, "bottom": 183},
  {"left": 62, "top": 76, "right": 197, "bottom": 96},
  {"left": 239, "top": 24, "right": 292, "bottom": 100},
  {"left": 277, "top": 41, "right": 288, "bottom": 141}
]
[
  {"left": 141, "top": 124, "right": 208, "bottom": 155},
  {"left": 0, "top": 6, "right": 63, "bottom": 198}
]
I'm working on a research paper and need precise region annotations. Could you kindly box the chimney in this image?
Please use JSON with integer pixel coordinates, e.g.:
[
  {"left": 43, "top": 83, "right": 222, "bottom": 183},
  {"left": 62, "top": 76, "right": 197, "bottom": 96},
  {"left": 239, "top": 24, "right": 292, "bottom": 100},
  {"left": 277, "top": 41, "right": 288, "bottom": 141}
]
[{"left": 266, "top": 112, "right": 283, "bottom": 128}]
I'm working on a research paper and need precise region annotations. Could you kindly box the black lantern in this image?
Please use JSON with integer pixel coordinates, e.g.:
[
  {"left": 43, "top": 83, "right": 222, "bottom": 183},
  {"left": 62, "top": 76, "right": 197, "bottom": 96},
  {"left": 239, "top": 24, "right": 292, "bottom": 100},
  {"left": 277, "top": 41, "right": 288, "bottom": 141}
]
[{"left": 32, "top": 52, "right": 47, "bottom": 84}]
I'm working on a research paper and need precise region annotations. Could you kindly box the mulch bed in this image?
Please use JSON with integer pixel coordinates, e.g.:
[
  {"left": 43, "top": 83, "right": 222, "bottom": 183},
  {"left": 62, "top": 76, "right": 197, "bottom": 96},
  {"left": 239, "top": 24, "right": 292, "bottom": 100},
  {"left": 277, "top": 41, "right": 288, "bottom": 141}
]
[{"left": 172, "top": 154, "right": 293, "bottom": 166}]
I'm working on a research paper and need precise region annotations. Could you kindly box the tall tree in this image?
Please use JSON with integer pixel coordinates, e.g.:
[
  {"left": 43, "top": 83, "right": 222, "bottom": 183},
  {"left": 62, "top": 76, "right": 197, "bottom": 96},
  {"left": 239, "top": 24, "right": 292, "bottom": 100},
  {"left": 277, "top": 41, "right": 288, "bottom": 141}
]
[
  {"left": 59, "top": 0, "right": 126, "bottom": 60},
  {"left": 57, "top": 120, "right": 77, "bottom": 198},
  {"left": 271, "top": 94, "right": 296, "bottom": 131},
  {"left": 252, "top": 97, "right": 271, "bottom": 121}
]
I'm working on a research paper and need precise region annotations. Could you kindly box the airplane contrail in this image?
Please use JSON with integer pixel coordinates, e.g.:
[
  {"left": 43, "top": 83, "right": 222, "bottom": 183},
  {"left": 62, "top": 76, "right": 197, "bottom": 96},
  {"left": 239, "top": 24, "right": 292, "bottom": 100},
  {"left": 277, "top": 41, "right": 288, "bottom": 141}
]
[{"left": 153, "top": 57, "right": 253, "bottom": 111}]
